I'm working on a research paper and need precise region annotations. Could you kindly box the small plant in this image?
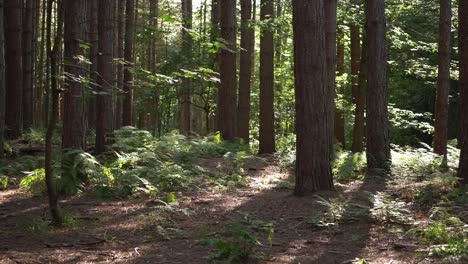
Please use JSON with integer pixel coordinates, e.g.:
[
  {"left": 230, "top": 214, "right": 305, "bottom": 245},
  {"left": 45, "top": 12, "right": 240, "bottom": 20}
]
[
  {"left": 305, "top": 196, "right": 347, "bottom": 228},
  {"left": 206, "top": 214, "right": 274, "bottom": 263},
  {"left": 333, "top": 152, "right": 367, "bottom": 181},
  {"left": 370, "top": 192, "right": 413, "bottom": 225},
  {"left": 15, "top": 217, "right": 50, "bottom": 234},
  {"left": 20, "top": 168, "right": 46, "bottom": 195}
]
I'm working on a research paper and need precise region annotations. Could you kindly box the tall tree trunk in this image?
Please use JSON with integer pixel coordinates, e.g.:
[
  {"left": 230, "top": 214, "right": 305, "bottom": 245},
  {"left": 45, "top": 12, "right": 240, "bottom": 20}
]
[
  {"left": 259, "top": 0, "right": 275, "bottom": 154},
  {"left": 87, "top": 0, "right": 98, "bottom": 129},
  {"left": 326, "top": 0, "right": 339, "bottom": 150},
  {"left": 115, "top": 0, "right": 125, "bottom": 129},
  {"left": 0, "top": 0, "right": 5, "bottom": 158},
  {"left": 293, "top": 0, "right": 333, "bottom": 194},
  {"left": 23, "top": 0, "right": 34, "bottom": 129},
  {"left": 95, "top": 0, "right": 114, "bottom": 154},
  {"left": 122, "top": 0, "right": 135, "bottom": 126},
  {"left": 218, "top": 0, "right": 237, "bottom": 140},
  {"left": 149, "top": 0, "right": 159, "bottom": 135},
  {"left": 365, "top": 0, "right": 390, "bottom": 171},
  {"left": 36, "top": 0, "right": 47, "bottom": 126},
  {"left": 458, "top": 0, "right": 468, "bottom": 185},
  {"left": 237, "top": 0, "right": 253, "bottom": 143},
  {"left": 210, "top": 0, "right": 220, "bottom": 133},
  {"left": 45, "top": 0, "right": 64, "bottom": 225},
  {"left": 434, "top": 0, "right": 452, "bottom": 157},
  {"left": 4, "top": 0, "right": 23, "bottom": 139},
  {"left": 44, "top": 0, "right": 53, "bottom": 125},
  {"left": 180, "top": 0, "right": 192, "bottom": 135},
  {"left": 335, "top": 29, "right": 345, "bottom": 148},
  {"left": 352, "top": 27, "right": 367, "bottom": 153},
  {"left": 63, "top": 0, "right": 86, "bottom": 150}
]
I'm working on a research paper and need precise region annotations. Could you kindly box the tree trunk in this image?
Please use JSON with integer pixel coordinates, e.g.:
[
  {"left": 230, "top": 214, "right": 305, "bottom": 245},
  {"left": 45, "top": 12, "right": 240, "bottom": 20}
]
[
  {"left": 293, "top": 0, "right": 333, "bottom": 194},
  {"left": 458, "top": 0, "right": 468, "bottom": 185},
  {"left": 210, "top": 0, "right": 220, "bottom": 133},
  {"left": 180, "top": 0, "right": 192, "bottom": 135},
  {"left": 122, "top": 0, "right": 135, "bottom": 126},
  {"left": 326, "top": 0, "right": 339, "bottom": 150},
  {"left": 36, "top": 0, "right": 47, "bottom": 126},
  {"left": 23, "top": 0, "right": 34, "bottom": 129},
  {"left": 237, "top": 0, "right": 253, "bottom": 143},
  {"left": 434, "top": 0, "right": 452, "bottom": 157},
  {"left": 149, "top": 0, "right": 159, "bottom": 136},
  {"left": 45, "top": 0, "right": 64, "bottom": 225},
  {"left": 4, "top": 0, "right": 23, "bottom": 139},
  {"left": 0, "top": 0, "right": 5, "bottom": 158},
  {"left": 115, "top": 0, "right": 125, "bottom": 129},
  {"left": 44, "top": 0, "right": 53, "bottom": 125},
  {"left": 365, "top": 0, "right": 390, "bottom": 171},
  {"left": 63, "top": 0, "right": 86, "bottom": 150},
  {"left": 87, "top": 0, "right": 98, "bottom": 129},
  {"left": 218, "top": 0, "right": 237, "bottom": 140},
  {"left": 335, "top": 28, "right": 345, "bottom": 148},
  {"left": 352, "top": 28, "right": 367, "bottom": 153},
  {"left": 95, "top": 0, "right": 114, "bottom": 154},
  {"left": 259, "top": 0, "right": 275, "bottom": 154}
]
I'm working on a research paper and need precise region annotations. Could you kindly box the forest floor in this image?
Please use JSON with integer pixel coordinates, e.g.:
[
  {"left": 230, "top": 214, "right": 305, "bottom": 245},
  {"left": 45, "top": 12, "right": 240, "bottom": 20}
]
[{"left": 1, "top": 151, "right": 466, "bottom": 264}]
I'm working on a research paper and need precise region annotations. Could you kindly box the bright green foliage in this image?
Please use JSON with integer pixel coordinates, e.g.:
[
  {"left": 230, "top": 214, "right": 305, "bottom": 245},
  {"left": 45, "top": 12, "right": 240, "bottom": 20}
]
[
  {"left": 20, "top": 168, "right": 46, "bottom": 194},
  {"left": 333, "top": 152, "right": 367, "bottom": 181}
]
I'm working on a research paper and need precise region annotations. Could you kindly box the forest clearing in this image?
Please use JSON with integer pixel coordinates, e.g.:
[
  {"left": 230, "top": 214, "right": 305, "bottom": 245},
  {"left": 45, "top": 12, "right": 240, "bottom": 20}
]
[{"left": 0, "top": 0, "right": 468, "bottom": 263}]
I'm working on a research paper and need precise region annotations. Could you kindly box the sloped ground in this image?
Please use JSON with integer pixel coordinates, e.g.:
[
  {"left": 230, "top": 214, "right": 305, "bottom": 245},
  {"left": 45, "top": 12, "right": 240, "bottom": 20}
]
[{"left": 0, "top": 156, "right": 466, "bottom": 264}]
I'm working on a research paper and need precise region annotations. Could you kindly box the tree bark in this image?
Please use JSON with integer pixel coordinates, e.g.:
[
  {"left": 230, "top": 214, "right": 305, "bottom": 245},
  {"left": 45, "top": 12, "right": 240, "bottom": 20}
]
[
  {"left": 122, "top": 0, "right": 135, "bottom": 126},
  {"left": 259, "top": 0, "right": 275, "bottom": 154},
  {"left": 35, "top": 0, "right": 47, "bottom": 126},
  {"left": 87, "top": 0, "right": 98, "bottom": 129},
  {"left": 95, "top": 0, "right": 114, "bottom": 154},
  {"left": 352, "top": 28, "right": 367, "bottom": 153},
  {"left": 115, "top": 0, "right": 125, "bottom": 129},
  {"left": 45, "top": 0, "right": 64, "bottom": 225},
  {"left": 180, "top": 0, "right": 192, "bottom": 135},
  {"left": 325, "top": 0, "right": 339, "bottom": 150},
  {"left": 4, "top": 0, "right": 23, "bottom": 139},
  {"left": 0, "top": 0, "right": 5, "bottom": 158},
  {"left": 237, "top": 0, "right": 253, "bottom": 143},
  {"left": 218, "top": 0, "right": 237, "bottom": 140},
  {"left": 63, "top": 0, "right": 86, "bottom": 150},
  {"left": 434, "top": 0, "right": 452, "bottom": 156},
  {"left": 44, "top": 0, "right": 53, "bottom": 125},
  {"left": 293, "top": 0, "right": 333, "bottom": 194},
  {"left": 458, "top": 0, "right": 468, "bottom": 185},
  {"left": 23, "top": 0, "right": 34, "bottom": 129},
  {"left": 335, "top": 28, "right": 345, "bottom": 148},
  {"left": 365, "top": 0, "right": 390, "bottom": 171}
]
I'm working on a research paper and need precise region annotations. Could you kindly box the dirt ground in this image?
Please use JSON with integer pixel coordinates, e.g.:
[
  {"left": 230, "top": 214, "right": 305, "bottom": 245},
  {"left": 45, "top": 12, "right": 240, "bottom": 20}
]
[{"left": 0, "top": 158, "right": 463, "bottom": 264}]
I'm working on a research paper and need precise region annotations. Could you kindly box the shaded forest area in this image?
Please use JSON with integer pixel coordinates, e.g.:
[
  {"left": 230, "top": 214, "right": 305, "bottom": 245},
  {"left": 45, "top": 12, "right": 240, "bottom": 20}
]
[{"left": 0, "top": 0, "right": 467, "bottom": 263}]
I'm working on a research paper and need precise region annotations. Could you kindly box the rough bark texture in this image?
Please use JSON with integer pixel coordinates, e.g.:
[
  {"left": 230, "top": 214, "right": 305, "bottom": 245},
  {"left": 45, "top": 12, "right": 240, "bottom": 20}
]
[
  {"left": 115, "top": 0, "right": 125, "bottom": 129},
  {"left": 36, "top": 0, "right": 47, "bottom": 126},
  {"left": 46, "top": 0, "right": 65, "bottom": 225},
  {"left": 238, "top": 0, "right": 253, "bottom": 143},
  {"left": 0, "top": 0, "right": 5, "bottom": 157},
  {"left": 218, "top": 0, "right": 237, "bottom": 140},
  {"left": 87, "top": 0, "right": 98, "bottom": 129},
  {"left": 95, "top": 0, "right": 114, "bottom": 154},
  {"left": 325, "top": 0, "right": 338, "bottom": 151},
  {"left": 353, "top": 29, "right": 367, "bottom": 153},
  {"left": 210, "top": 0, "right": 220, "bottom": 133},
  {"left": 63, "top": 0, "right": 86, "bottom": 150},
  {"left": 4, "top": 0, "right": 23, "bottom": 139},
  {"left": 259, "top": 0, "right": 275, "bottom": 154},
  {"left": 365, "top": 0, "right": 390, "bottom": 171},
  {"left": 180, "top": 0, "right": 192, "bottom": 135},
  {"left": 458, "top": 0, "right": 468, "bottom": 185},
  {"left": 434, "top": 0, "right": 452, "bottom": 156},
  {"left": 23, "top": 0, "right": 34, "bottom": 129},
  {"left": 335, "top": 30, "right": 345, "bottom": 148},
  {"left": 44, "top": 0, "right": 53, "bottom": 125},
  {"left": 122, "top": 0, "right": 135, "bottom": 126},
  {"left": 293, "top": 0, "right": 333, "bottom": 194}
]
